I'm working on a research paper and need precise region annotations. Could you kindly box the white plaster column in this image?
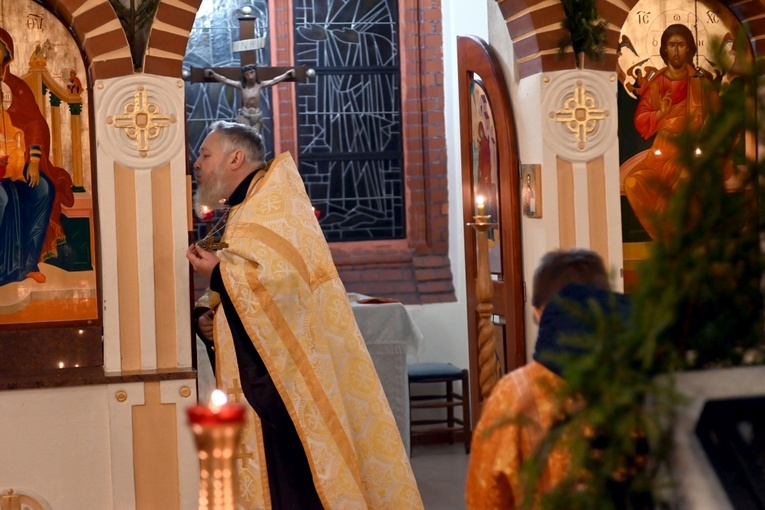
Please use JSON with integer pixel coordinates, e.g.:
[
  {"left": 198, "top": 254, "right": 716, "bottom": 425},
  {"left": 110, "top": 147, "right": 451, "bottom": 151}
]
[{"left": 93, "top": 75, "right": 190, "bottom": 373}]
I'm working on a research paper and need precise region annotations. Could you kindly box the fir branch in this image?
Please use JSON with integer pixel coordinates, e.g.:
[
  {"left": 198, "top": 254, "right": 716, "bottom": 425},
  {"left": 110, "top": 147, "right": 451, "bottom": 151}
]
[
  {"left": 558, "top": 0, "right": 608, "bottom": 61},
  {"left": 516, "top": 32, "right": 764, "bottom": 509},
  {"left": 108, "top": 0, "right": 160, "bottom": 69}
]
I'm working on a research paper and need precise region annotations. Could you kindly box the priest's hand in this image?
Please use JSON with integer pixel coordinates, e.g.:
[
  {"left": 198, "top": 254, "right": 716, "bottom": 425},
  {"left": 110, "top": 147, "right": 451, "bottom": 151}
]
[
  {"left": 187, "top": 244, "right": 219, "bottom": 278},
  {"left": 197, "top": 310, "right": 214, "bottom": 340}
]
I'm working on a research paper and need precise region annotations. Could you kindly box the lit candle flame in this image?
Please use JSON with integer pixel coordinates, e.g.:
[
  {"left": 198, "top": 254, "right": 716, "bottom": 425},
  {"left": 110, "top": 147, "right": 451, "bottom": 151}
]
[
  {"left": 210, "top": 389, "right": 228, "bottom": 411},
  {"left": 476, "top": 195, "right": 486, "bottom": 216}
]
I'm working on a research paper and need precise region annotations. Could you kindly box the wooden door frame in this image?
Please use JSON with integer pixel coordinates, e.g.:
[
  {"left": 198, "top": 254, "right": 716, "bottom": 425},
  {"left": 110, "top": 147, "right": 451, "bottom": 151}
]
[{"left": 457, "top": 35, "right": 526, "bottom": 427}]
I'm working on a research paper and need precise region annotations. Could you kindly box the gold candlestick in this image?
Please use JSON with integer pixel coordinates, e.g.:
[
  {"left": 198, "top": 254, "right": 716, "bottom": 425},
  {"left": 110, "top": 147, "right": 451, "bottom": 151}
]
[
  {"left": 187, "top": 392, "right": 246, "bottom": 510},
  {"left": 468, "top": 215, "right": 500, "bottom": 400}
]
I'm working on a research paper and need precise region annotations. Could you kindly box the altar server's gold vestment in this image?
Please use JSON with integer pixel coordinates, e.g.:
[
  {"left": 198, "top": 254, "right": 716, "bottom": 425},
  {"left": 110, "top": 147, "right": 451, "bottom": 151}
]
[
  {"left": 466, "top": 361, "right": 570, "bottom": 509},
  {"left": 200, "top": 153, "right": 422, "bottom": 509}
]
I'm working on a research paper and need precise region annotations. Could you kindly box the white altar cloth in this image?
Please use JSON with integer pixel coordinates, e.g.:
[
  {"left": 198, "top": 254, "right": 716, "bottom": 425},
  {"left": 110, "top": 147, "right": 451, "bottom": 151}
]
[{"left": 349, "top": 293, "right": 423, "bottom": 455}]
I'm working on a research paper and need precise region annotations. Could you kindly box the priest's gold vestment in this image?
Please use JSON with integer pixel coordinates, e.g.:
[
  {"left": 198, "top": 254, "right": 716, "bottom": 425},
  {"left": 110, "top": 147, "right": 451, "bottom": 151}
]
[{"left": 199, "top": 153, "right": 423, "bottom": 509}]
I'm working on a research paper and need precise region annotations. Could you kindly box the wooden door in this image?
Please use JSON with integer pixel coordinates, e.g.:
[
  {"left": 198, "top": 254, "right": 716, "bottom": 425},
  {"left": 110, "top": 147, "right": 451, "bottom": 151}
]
[{"left": 457, "top": 36, "right": 526, "bottom": 427}]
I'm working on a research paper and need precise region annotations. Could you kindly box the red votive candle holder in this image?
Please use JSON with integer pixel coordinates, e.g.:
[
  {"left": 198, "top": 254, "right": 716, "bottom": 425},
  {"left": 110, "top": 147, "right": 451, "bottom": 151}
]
[
  {"left": 187, "top": 391, "right": 246, "bottom": 510},
  {"left": 186, "top": 402, "right": 246, "bottom": 426}
]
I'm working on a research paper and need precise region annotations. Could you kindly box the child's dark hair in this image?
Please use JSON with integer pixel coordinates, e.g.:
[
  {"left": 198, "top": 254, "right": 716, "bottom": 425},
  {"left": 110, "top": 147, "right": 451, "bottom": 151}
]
[{"left": 531, "top": 249, "right": 610, "bottom": 308}]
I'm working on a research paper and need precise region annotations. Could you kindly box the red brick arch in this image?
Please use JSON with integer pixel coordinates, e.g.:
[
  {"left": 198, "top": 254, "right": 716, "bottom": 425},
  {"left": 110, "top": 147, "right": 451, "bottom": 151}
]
[
  {"left": 38, "top": 0, "right": 202, "bottom": 79},
  {"left": 494, "top": 0, "right": 765, "bottom": 79},
  {"left": 39, "top": 0, "right": 132, "bottom": 80},
  {"left": 143, "top": 0, "right": 204, "bottom": 76}
]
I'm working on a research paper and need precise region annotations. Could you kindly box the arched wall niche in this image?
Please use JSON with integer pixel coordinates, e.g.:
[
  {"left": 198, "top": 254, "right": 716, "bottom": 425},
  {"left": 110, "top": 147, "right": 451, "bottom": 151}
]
[{"left": 494, "top": 0, "right": 765, "bottom": 79}]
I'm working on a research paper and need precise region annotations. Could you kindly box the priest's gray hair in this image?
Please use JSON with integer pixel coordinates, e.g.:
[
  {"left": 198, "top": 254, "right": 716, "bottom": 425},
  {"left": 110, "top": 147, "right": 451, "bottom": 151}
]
[{"left": 209, "top": 121, "right": 266, "bottom": 167}]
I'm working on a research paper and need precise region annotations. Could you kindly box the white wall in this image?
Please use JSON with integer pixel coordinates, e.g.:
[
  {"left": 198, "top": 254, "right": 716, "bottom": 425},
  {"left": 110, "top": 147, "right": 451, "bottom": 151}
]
[
  {"left": 0, "top": 387, "right": 114, "bottom": 509},
  {"left": 404, "top": 2, "right": 490, "bottom": 371}
]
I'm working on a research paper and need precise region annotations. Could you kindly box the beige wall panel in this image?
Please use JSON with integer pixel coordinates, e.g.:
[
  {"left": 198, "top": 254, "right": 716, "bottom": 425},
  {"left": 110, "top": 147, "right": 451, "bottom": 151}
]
[
  {"left": 587, "top": 157, "right": 609, "bottom": 268},
  {"left": 132, "top": 382, "right": 181, "bottom": 510},
  {"left": 161, "top": 380, "right": 201, "bottom": 510},
  {"left": 152, "top": 164, "right": 179, "bottom": 369},
  {"left": 115, "top": 163, "right": 142, "bottom": 371},
  {"left": 557, "top": 158, "right": 576, "bottom": 249}
]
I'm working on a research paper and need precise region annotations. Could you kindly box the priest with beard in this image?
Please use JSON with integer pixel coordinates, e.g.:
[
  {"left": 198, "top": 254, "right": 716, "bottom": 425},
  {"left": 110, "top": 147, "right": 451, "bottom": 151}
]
[{"left": 186, "top": 121, "right": 422, "bottom": 510}]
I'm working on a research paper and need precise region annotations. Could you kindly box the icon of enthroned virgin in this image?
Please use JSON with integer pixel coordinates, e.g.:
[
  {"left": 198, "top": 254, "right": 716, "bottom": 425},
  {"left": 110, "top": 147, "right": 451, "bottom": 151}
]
[
  {"left": 0, "top": 27, "right": 74, "bottom": 287},
  {"left": 0, "top": 0, "right": 95, "bottom": 326},
  {"left": 617, "top": 0, "right": 750, "bottom": 290}
]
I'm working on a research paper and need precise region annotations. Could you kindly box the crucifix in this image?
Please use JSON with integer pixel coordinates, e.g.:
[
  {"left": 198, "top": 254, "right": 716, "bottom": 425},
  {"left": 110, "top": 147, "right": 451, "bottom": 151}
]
[{"left": 189, "top": 11, "right": 313, "bottom": 133}]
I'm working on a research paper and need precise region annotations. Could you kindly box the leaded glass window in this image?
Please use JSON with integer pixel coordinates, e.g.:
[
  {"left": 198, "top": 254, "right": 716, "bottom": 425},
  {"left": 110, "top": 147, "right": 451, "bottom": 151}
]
[{"left": 293, "top": 1, "right": 405, "bottom": 241}]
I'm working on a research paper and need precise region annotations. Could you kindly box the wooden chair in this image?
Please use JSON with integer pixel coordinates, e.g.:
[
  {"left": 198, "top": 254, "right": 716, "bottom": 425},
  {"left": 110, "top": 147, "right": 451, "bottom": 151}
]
[{"left": 408, "top": 362, "right": 471, "bottom": 454}]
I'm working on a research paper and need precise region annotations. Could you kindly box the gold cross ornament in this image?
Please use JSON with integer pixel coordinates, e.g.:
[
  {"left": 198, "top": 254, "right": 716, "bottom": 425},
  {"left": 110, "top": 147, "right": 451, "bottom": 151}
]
[
  {"left": 108, "top": 86, "right": 176, "bottom": 156},
  {"left": 553, "top": 80, "right": 608, "bottom": 149}
]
